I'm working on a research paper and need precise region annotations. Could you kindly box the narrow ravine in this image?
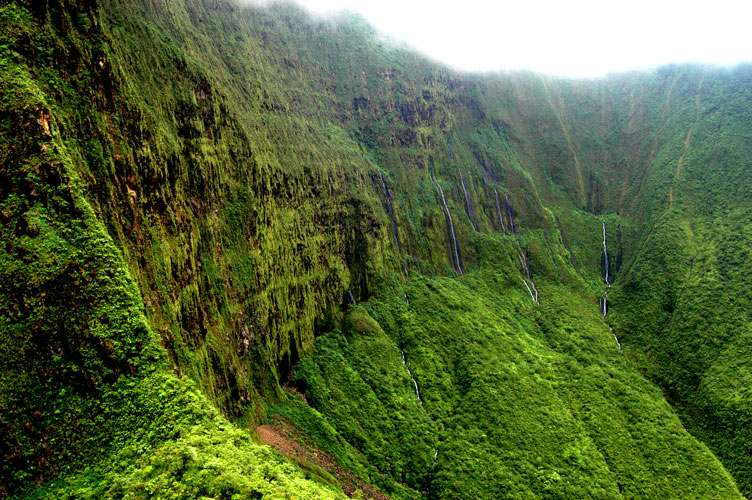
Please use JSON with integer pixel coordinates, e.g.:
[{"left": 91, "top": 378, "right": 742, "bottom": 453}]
[
  {"left": 668, "top": 77, "right": 703, "bottom": 210},
  {"left": 540, "top": 77, "right": 587, "bottom": 207},
  {"left": 426, "top": 446, "right": 440, "bottom": 498},
  {"left": 399, "top": 348, "right": 444, "bottom": 498},
  {"left": 433, "top": 176, "right": 463, "bottom": 274}
]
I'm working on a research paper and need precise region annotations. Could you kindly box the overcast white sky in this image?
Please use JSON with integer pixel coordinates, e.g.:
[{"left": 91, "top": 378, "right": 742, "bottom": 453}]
[{"left": 253, "top": 0, "right": 752, "bottom": 77}]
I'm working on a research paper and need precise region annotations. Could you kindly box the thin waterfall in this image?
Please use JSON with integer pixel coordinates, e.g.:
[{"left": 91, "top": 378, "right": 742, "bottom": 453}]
[
  {"left": 517, "top": 250, "right": 539, "bottom": 303},
  {"left": 433, "top": 176, "right": 463, "bottom": 274},
  {"left": 600, "top": 222, "right": 609, "bottom": 317},
  {"left": 611, "top": 327, "right": 622, "bottom": 350},
  {"left": 494, "top": 189, "right": 507, "bottom": 235},
  {"left": 520, "top": 251, "right": 530, "bottom": 280},
  {"left": 600, "top": 223, "right": 621, "bottom": 350},
  {"left": 380, "top": 172, "right": 409, "bottom": 280},
  {"left": 401, "top": 350, "right": 422, "bottom": 402},
  {"left": 506, "top": 195, "right": 518, "bottom": 235},
  {"left": 522, "top": 279, "right": 537, "bottom": 303},
  {"left": 602, "top": 222, "right": 610, "bottom": 286},
  {"left": 348, "top": 291, "right": 355, "bottom": 305},
  {"left": 460, "top": 172, "right": 478, "bottom": 231}
]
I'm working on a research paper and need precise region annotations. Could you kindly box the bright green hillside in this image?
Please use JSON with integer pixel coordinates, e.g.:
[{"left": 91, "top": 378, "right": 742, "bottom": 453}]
[{"left": 1, "top": 0, "right": 751, "bottom": 498}]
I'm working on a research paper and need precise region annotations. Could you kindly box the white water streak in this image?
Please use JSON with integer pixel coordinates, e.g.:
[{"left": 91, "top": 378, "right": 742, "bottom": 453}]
[
  {"left": 522, "top": 278, "right": 537, "bottom": 303},
  {"left": 506, "top": 195, "right": 517, "bottom": 234},
  {"left": 460, "top": 172, "right": 477, "bottom": 231},
  {"left": 602, "top": 222, "right": 610, "bottom": 286},
  {"left": 380, "top": 173, "right": 409, "bottom": 281},
  {"left": 401, "top": 350, "right": 422, "bottom": 402},
  {"left": 494, "top": 189, "right": 507, "bottom": 235},
  {"left": 434, "top": 177, "right": 463, "bottom": 274},
  {"left": 518, "top": 250, "right": 538, "bottom": 303},
  {"left": 611, "top": 327, "right": 622, "bottom": 350},
  {"left": 600, "top": 223, "right": 620, "bottom": 349}
]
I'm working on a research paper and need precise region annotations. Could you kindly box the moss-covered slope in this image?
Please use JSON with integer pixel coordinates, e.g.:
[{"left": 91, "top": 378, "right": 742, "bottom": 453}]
[{"left": 1, "top": 0, "right": 751, "bottom": 498}]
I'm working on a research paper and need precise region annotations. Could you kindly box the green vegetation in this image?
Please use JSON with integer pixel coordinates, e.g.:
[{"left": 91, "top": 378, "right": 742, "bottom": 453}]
[
  {"left": 1, "top": 0, "right": 751, "bottom": 498},
  {"left": 283, "top": 240, "right": 741, "bottom": 499}
]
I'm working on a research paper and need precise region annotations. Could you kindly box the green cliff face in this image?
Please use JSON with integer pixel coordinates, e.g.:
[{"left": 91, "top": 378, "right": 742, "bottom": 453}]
[{"left": 1, "top": 0, "right": 750, "bottom": 498}]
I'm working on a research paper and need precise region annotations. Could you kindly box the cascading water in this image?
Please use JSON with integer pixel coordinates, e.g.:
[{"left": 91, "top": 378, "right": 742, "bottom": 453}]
[
  {"left": 348, "top": 291, "right": 356, "bottom": 305},
  {"left": 611, "top": 326, "right": 621, "bottom": 349},
  {"left": 600, "top": 222, "right": 610, "bottom": 318},
  {"left": 401, "top": 350, "right": 422, "bottom": 402},
  {"left": 602, "top": 222, "right": 610, "bottom": 286},
  {"left": 380, "top": 173, "right": 409, "bottom": 280},
  {"left": 517, "top": 250, "right": 539, "bottom": 303},
  {"left": 520, "top": 251, "right": 530, "bottom": 280},
  {"left": 401, "top": 338, "right": 438, "bottom": 492},
  {"left": 600, "top": 223, "right": 621, "bottom": 350},
  {"left": 505, "top": 195, "right": 518, "bottom": 235},
  {"left": 460, "top": 172, "right": 478, "bottom": 231},
  {"left": 522, "top": 279, "right": 537, "bottom": 303},
  {"left": 600, "top": 222, "right": 610, "bottom": 315},
  {"left": 379, "top": 173, "right": 410, "bottom": 305},
  {"left": 433, "top": 176, "right": 463, "bottom": 274},
  {"left": 494, "top": 189, "right": 507, "bottom": 235}
]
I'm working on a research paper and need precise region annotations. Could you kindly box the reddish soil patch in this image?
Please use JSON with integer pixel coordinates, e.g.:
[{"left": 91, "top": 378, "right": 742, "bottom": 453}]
[{"left": 257, "top": 418, "right": 389, "bottom": 500}]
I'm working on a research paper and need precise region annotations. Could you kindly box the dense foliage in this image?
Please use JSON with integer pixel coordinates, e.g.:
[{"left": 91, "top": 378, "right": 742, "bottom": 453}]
[{"left": 1, "top": 0, "right": 750, "bottom": 498}]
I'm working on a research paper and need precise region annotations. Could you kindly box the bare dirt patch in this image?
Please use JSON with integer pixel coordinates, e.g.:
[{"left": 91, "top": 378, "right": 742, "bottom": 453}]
[{"left": 257, "top": 418, "right": 389, "bottom": 500}]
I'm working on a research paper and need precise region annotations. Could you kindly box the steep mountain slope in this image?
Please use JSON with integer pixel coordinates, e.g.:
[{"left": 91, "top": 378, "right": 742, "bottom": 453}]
[{"left": 1, "top": 0, "right": 750, "bottom": 498}]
